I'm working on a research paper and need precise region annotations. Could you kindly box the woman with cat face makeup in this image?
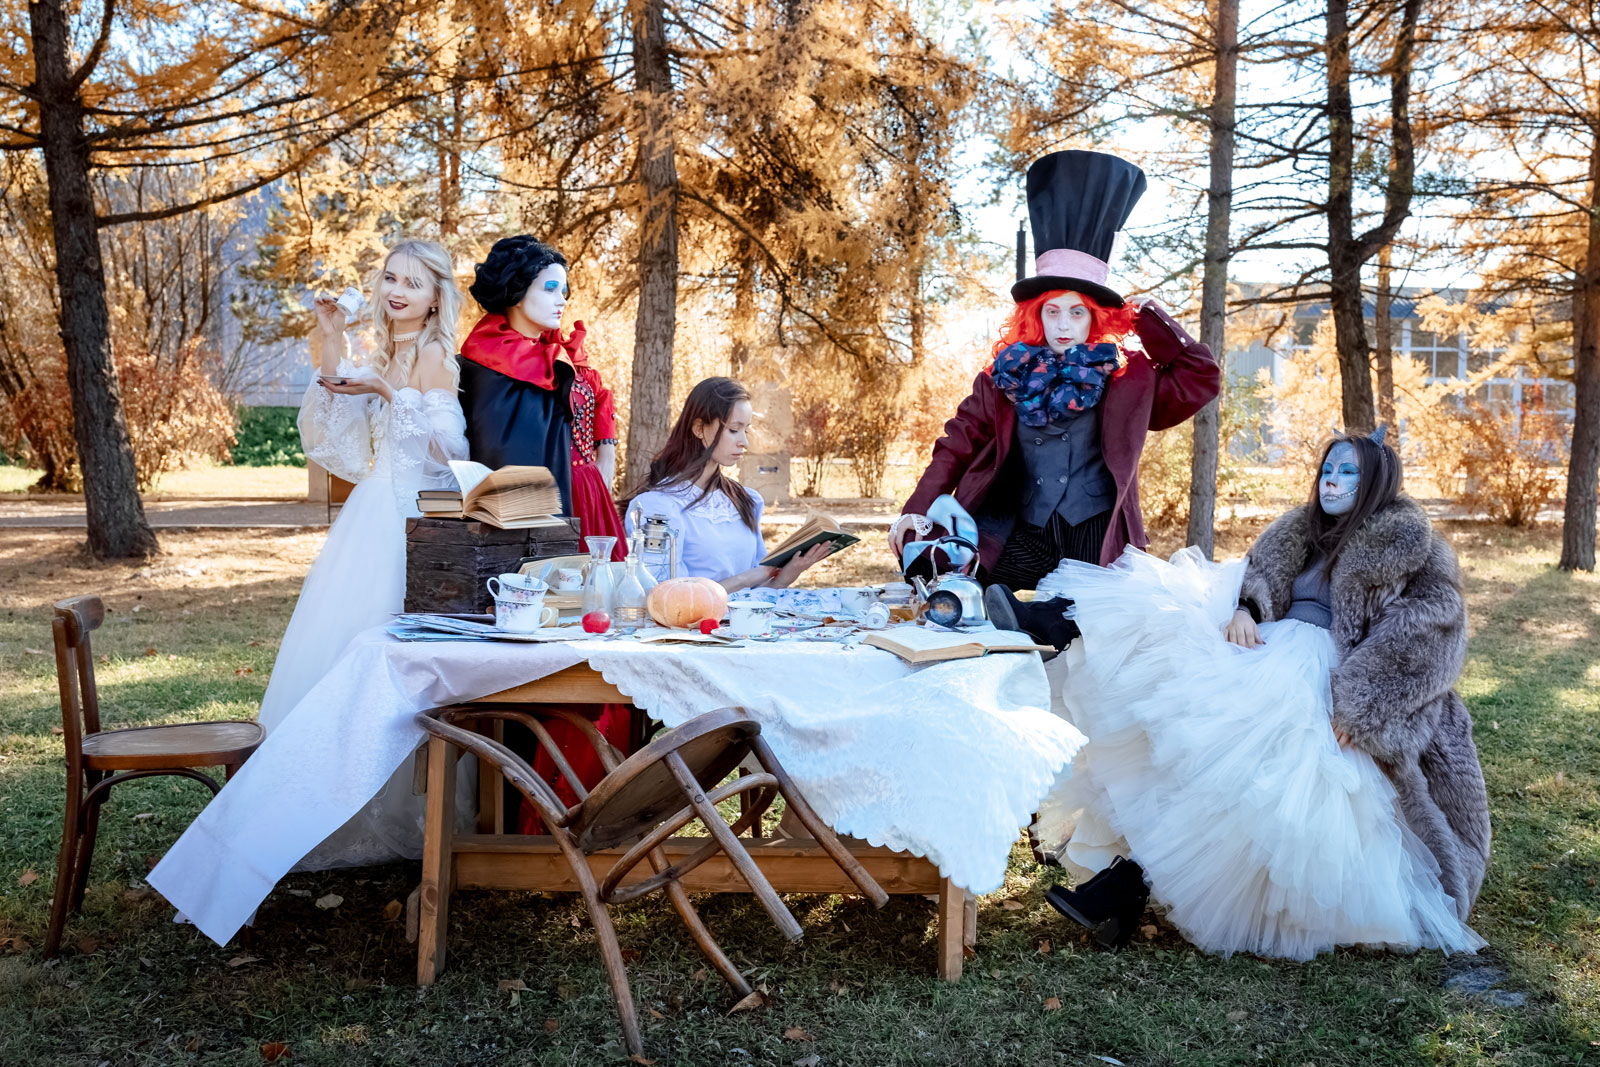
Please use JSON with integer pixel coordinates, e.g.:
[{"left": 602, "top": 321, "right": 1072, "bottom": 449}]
[{"left": 1032, "top": 429, "right": 1491, "bottom": 961}]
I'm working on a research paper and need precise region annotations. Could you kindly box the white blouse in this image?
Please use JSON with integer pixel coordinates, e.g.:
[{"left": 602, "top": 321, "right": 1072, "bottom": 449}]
[{"left": 627, "top": 482, "right": 766, "bottom": 582}]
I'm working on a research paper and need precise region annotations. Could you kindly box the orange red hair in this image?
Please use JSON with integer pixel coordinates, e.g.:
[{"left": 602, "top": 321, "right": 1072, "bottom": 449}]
[{"left": 990, "top": 289, "right": 1138, "bottom": 362}]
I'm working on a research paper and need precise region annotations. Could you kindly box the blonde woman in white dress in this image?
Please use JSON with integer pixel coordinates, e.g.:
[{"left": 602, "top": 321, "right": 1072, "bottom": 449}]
[{"left": 257, "top": 239, "right": 470, "bottom": 867}]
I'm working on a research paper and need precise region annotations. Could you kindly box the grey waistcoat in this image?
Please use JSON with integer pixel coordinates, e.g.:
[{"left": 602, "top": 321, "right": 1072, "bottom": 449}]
[
  {"left": 1016, "top": 408, "right": 1116, "bottom": 527},
  {"left": 1283, "top": 558, "right": 1333, "bottom": 629}
]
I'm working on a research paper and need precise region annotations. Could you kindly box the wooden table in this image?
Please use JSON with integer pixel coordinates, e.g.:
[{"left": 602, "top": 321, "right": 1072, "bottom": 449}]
[{"left": 415, "top": 662, "right": 976, "bottom": 984}]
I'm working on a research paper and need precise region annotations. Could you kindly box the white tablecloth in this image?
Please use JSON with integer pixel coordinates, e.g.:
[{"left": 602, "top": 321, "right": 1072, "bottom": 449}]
[{"left": 149, "top": 629, "right": 1085, "bottom": 946}]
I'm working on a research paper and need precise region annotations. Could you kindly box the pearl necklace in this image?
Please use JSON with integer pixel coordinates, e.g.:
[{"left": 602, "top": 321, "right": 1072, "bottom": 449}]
[{"left": 392, "top": 330, "right": 421, "bottom": 344}]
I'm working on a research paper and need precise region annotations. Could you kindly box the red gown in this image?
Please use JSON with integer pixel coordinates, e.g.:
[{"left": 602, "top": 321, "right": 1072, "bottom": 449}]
[
  {"left": 519, "top": 320, "right": 633, "bottom": 833},
  {"left": 560, "top": 323, "right": 628, "bottom": 560}
]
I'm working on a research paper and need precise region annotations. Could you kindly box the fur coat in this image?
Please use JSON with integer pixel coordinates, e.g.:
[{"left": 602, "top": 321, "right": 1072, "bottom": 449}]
[{"left": 1237, "top": 495, "right": 1491, "bottom": 919}]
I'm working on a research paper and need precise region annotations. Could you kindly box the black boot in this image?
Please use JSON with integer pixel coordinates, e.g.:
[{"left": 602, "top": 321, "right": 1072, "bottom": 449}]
[
  {"left": 1044, "top": 856, "right": 1149, "bottom": 948},
  {"left": 984, "top": 585, "right": 1081, "bottom": 653}
]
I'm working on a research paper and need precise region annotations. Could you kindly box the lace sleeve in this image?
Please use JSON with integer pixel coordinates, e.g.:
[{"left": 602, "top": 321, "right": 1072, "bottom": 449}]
[
  {"left": 419, "top": 389, "right": 469, "bottom": 486},
  {"left": 297, "top": 359, "right": 375, "bottom": 483},
  {"left": 385, "top": 388, "right": 467, "bottom": 484}
]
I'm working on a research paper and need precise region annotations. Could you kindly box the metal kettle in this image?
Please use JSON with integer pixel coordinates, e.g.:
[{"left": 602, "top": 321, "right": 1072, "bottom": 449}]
[{"left": 909, "top": 536, "right": 986, "bottom": 626}]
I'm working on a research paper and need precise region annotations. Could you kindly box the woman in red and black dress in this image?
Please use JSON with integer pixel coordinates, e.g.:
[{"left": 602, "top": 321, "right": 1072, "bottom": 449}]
[
  {"left": 461, "top": 236, "right": 631, "bottom": 829},
  {"left": 460, "top": 236, "right": 626, "bottom": 558}
]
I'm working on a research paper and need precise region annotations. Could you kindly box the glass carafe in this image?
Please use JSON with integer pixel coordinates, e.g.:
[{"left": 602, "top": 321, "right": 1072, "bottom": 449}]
[
  {"left": 581, "top": 536, "right": 618, "bottom": 617},
  {"left": 612, "top": 554, "right": 650, "bottom": 626}
]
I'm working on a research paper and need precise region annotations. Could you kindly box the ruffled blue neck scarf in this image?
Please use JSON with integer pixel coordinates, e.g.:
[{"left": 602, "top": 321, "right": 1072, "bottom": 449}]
[{"left": 991, "top": 341, "right": 1121, "bottom": 426}]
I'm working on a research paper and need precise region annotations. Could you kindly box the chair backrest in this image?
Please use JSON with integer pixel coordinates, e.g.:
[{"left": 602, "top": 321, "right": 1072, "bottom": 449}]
[
  {"left": 415, "top": 709, "right": 573, "bottom": 834},
  {"left": 574, "top": 707, "right": 761, "bottom": 851},
  {"left": 52, "top": 595, "right": 106, "bottom": 774}
]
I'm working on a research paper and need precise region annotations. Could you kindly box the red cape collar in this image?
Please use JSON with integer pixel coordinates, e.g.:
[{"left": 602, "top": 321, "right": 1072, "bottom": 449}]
[{"left": 460, "top": 314, "right": 588, "bottom": 388}]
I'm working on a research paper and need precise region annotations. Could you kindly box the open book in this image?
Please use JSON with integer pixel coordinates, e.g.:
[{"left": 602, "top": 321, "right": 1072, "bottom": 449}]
[
  {"left": 861, "top": 625, "right": 1054, "bottom": 664},
  {"left": 760, "top": 513, "right": 859, "bottom": 569},
  {"left": 410, "top": 461, "right": 564, "bottom": 528}
]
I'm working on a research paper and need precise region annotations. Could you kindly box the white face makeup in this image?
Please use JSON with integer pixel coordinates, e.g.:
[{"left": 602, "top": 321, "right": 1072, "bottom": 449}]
[
  {"left": 1039, "top": 292, "right": 1092, "bottom": 354},
  {"left": 376, "top": 253, "right": 436, "bottom": 331},
  {"left": 1319, "top": 442, "right": 1360, "bottom": 516},
  {"left": 698, "top": 399, "right": 752, "bottom": 468},
  {"left": 516, "top": 263, "right": 569, "bottom": 331}
]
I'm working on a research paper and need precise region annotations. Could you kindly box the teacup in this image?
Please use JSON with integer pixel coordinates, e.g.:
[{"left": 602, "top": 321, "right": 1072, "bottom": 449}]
[
  {"left": 839, "top": 586, "right": 880, "bottom": 617},
  {"left": 493, "top": 593, "right": 558, "bottom": 633},
  {"left": 487, "top": 572, "right": 547, "bottom": 601},
  {"left": 554, "top": 567, "right": 584, "bottom": 592},
  {"left": 726, "top": 600, "right": 774, "bottom": 637}
]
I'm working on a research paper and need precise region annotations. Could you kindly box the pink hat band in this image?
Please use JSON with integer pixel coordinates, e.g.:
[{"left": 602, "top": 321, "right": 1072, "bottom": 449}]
[{"left": 1034, "top": 248, "right": 1109, "bottom": 284}]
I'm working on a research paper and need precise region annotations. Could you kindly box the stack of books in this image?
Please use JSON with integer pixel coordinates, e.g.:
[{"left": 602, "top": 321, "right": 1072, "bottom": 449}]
[{"left": 415, "top": 461, "right": 565, "bottom": 529}]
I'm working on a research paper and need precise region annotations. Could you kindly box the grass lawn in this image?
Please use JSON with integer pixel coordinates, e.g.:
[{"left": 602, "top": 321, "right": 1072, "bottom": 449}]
[{"left": 0, "top": 520, "right": 1595, "bottom": 1065}]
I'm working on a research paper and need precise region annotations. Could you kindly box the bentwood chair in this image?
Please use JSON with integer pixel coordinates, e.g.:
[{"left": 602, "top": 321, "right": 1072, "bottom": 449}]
[
  {"left": 414, "top": 704, "right": 888, "bottom": 1058},
  {"left": 45, "top": 595, "right": 264, "bottom": 956}
]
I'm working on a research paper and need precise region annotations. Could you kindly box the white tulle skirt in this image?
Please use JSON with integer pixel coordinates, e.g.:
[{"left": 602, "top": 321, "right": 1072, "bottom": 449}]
[{"left": 1034, "top": 547, "right": 1483, "bottom": 960}]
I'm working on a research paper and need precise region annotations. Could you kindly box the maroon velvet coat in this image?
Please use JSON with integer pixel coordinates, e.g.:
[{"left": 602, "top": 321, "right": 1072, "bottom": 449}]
[{"left": 903, "top": 304, "right": 1221, "bottom": 569}]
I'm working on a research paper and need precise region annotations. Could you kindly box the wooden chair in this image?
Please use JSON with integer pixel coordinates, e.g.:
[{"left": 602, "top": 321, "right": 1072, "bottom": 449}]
[
  {"left": 415, "top": 704, "right": 888, "bottom": 1058},
  {"left": 46, "top": 595, "right": 265, "bottom": 957}
]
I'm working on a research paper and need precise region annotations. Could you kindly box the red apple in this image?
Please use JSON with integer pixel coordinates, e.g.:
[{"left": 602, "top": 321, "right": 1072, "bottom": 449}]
[
  {"left": 582, "top": 611, "right": 611, "bottom": 634},
  {"left": 698, "top": 618, "right": 718, "bottom": 635}
]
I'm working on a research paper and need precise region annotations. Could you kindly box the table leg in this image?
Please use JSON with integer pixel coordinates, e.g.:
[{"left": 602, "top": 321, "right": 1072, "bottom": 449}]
[
  {"left": 417, "top": 735, "right": 457, "bottom": 985},
  {"left": 964, "top": 892, "right": 977, "bottom": 951},
  {"left": 475, "top": 720, "right": 504, "bottom": 834},
  {"left": 937, "top": 878, "right": 965, "bottom": 981}
]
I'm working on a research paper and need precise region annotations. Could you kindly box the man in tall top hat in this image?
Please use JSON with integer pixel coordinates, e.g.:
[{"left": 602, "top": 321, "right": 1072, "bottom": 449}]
[{"left": 891, "top": 150, "right": 1220, "bottom": 642}]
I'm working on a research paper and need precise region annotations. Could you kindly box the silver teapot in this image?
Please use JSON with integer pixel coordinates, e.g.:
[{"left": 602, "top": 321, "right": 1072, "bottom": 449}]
[{"left": 909, "top": 536, "right": 986, "bottom": 627}]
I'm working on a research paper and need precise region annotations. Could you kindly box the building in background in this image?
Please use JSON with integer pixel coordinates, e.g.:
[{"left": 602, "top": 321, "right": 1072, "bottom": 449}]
[{"left": 1223, "top": 286, "right": 1575, "bottom": 420}]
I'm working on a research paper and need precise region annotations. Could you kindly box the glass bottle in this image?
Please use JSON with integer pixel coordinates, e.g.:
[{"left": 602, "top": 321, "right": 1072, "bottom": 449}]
[
  {"left": 581, "top": 536, "right": 618, "bottom": 617},
  {"left": 629, "top": 528, "right": 658, "bottom": 595},
  {"left": 612, "top": 554, "right": 650, "bottom": 626}
]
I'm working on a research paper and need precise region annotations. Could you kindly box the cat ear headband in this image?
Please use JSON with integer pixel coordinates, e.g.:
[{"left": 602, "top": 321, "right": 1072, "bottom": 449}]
[{"left": 1333, "top": 423, "right": 1390, "bottom": 467}]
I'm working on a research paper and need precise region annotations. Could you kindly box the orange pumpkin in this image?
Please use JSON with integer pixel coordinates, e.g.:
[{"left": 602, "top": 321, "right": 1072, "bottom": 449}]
[{"left": 646, "top": 577, "right": 730, "bottom": 629}]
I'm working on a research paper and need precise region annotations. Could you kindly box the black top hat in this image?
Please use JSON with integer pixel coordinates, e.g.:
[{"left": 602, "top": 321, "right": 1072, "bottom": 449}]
[{"left": 1011, "top": 151, "right": 1147, "bottom": 308}]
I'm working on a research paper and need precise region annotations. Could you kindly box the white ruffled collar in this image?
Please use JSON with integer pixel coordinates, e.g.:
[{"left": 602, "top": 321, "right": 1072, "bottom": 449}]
[{"left": 659, "top": 481, "right": 754, "bottom": 524}]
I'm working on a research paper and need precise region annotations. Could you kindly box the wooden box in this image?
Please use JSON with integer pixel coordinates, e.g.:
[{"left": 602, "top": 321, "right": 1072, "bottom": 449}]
[{"left": 404, "top": 517, "right": 582, "bottom": 614}]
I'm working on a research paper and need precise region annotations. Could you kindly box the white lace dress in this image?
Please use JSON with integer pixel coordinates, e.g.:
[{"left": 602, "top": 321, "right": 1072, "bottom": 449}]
[{"left": 257, "top": 364, "right": 470, "bottom": 867}]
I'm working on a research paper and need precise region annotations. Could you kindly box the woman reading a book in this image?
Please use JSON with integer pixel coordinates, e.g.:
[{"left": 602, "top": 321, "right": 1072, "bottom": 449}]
[
  {"left": 254, "top": 239, "right": 472, "bottom": 867},
  {"left": 627, "top": 377, "right": 832, "bottom": 591},
  {"left": 890, "top": 152, "right": 1218, "bottom": 638},
  {"left": 461, "top": 236, "right": 627, "bottom": 558}
]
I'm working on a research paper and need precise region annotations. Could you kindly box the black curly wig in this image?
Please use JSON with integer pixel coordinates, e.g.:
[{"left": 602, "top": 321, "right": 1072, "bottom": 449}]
[{"left": 468, "top": 235, "right": 568, "bottom": 314}]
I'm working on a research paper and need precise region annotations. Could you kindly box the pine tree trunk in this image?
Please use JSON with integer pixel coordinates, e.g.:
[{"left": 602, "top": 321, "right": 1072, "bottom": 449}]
[
  {"left": 624, "top": 0, "right": 679, "bottom": 489},
  {"left": 1375, "top": 242, "right": 1395, "bottom": 427},
  {"left": 1186, "top": 0, "right": 1237, "bottom": 558},
  {"left": 29, "top": 0, "right": 157, "bottom": 558},
  {"left": 1325, "top": 0, "right": 1376, "bottom": 433},
  {"left": 1559, "top": 128, "right": 1600, "bottom": 571}
]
